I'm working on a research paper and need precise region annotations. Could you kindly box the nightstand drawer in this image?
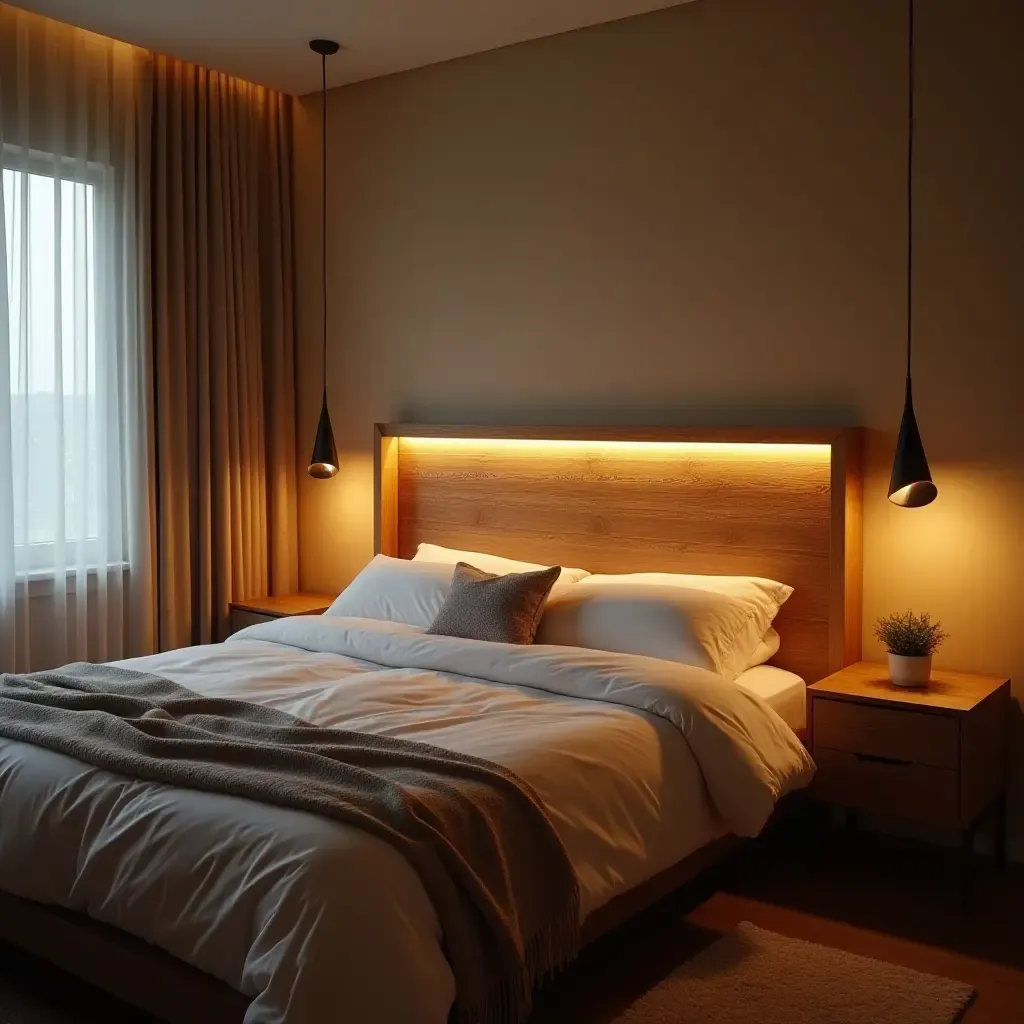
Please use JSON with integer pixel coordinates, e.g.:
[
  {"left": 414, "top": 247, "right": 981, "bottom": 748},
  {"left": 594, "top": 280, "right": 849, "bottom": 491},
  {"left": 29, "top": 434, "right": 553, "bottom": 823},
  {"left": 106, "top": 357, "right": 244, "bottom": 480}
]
[
  {"left": 812, "top": 747, "right": 959, "bottom": 826},
  {"left": 813, "top": 698, "right": 959, "bottom": 769},
  {"left": 229, "top": 609, "right": 275, "bottom": 635}
]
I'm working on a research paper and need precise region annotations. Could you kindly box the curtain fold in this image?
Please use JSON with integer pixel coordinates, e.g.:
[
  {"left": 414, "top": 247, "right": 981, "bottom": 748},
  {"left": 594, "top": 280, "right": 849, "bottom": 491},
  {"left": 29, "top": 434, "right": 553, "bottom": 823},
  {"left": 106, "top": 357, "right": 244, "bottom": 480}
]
[
  {"left": 151, "top": 57, "right": 298, "bottom": 650},
  {"left": 0, "top": 5, "right": 154, "bottom": 670}
]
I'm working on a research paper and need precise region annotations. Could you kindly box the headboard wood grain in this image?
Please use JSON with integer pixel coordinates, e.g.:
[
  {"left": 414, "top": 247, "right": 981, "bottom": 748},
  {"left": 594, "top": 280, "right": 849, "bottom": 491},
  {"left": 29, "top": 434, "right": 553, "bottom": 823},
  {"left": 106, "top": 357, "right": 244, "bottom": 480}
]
[{"left": 374, "top": 424, "right": 862, "bottom": 683}]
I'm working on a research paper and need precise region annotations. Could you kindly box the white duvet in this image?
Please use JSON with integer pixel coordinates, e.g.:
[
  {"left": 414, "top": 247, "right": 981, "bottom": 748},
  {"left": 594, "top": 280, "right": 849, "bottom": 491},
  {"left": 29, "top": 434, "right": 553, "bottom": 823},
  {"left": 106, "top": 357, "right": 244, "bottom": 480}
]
[{"left": 0, "top": 616, "right": 813, "bottom": 1024}]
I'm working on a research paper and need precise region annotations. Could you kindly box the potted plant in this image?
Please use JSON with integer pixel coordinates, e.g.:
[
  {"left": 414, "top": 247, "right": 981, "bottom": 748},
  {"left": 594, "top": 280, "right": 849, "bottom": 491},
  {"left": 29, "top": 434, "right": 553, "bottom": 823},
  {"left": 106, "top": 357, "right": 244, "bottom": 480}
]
[{"left": 873, "top": 611, "right": 948, "bottom": 688}]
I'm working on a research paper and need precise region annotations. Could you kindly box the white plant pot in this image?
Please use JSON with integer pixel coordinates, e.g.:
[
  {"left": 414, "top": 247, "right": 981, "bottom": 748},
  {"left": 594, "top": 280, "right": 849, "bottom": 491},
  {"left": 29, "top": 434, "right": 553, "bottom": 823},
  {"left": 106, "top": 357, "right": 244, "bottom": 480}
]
[{"left": 888, "top": 653, "right": 932, "bottom": 688}]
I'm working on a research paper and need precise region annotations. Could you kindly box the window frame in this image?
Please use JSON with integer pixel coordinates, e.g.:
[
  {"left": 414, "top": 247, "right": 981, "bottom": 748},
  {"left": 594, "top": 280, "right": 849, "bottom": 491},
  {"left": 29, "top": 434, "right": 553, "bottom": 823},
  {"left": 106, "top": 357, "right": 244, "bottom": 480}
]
[
  {"left": 2, "top": 143, "right": 123, "bottom": 580},
  {"left": 1, "top": 144, "right": 108, "bottom": 190}
]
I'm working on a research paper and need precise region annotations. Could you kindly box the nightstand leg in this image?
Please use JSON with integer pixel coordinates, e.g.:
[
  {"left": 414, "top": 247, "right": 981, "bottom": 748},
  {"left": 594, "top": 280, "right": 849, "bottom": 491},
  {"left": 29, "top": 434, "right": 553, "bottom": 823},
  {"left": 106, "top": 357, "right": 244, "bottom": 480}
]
[
  {"left": 960, "top": 822, "right": 976, "bottom": 914},
  {"left": 994, "top": 793, "right": 1008, "bottom": 873}
]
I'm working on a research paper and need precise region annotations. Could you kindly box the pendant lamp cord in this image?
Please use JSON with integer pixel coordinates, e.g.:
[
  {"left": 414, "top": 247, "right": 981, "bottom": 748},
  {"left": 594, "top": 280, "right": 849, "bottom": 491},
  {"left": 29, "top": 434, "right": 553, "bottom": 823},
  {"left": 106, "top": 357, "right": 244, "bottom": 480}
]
[
  {"left": 321, "top": 51, "right": 328, "bottom": 394},
  {"left": 906, "top": 0, "right": 914, "bottom": 385}
]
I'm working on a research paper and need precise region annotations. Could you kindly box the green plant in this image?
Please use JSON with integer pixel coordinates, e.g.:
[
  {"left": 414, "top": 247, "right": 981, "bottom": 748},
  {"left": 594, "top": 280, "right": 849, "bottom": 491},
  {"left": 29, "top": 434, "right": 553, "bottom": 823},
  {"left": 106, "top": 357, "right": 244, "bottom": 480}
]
[{"left": 873, "top": 611, "right": 948, "bottom": 657}]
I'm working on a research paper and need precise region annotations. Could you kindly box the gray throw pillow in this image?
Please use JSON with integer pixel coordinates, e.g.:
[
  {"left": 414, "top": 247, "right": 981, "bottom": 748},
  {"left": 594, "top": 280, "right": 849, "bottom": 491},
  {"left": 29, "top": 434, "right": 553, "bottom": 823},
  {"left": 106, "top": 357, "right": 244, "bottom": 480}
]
[{"left": 426, "top": 562, "right": 562, "bottom": 645}]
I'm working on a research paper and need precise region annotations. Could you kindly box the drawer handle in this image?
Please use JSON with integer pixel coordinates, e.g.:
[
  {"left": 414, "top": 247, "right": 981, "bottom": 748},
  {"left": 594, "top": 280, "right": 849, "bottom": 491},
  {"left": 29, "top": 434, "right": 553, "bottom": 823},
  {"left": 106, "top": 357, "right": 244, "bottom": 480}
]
[{"left": 853, "top": 752, "right": 912, "bottom": 767}]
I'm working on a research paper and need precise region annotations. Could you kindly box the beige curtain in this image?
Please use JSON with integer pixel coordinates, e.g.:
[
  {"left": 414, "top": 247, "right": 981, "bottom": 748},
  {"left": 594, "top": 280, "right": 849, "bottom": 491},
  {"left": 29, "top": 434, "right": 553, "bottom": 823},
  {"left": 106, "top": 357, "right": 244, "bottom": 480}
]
[{"left": 151, "top": 56, "right": 298, "bottom": 649}]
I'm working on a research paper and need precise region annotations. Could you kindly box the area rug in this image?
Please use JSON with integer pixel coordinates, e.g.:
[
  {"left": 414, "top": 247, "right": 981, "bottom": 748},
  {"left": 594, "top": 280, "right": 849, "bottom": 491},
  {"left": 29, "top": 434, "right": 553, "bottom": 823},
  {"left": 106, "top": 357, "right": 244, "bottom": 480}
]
[{"left": 614, "top": 923, "right": 976, "bottom": 1024}]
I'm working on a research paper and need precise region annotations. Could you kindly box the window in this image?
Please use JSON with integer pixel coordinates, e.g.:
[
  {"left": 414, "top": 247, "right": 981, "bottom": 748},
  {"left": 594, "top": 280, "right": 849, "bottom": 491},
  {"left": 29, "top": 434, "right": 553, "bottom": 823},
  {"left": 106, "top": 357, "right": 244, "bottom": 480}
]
[{"left": 2, "top": 147, "right": 116, "bottom": 575}]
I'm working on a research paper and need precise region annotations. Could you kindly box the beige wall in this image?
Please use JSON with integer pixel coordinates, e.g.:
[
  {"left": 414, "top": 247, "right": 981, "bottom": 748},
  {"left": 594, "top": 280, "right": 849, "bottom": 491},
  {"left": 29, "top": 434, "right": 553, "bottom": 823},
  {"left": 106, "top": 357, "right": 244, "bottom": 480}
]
[{"left": 294, "top": 1, "right": 1023, "bottom": 842}]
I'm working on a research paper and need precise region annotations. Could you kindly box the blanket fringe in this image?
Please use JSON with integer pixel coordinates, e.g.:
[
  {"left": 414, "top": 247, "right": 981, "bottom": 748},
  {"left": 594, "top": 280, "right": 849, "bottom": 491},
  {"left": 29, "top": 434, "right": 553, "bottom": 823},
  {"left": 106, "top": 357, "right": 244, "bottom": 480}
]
[{"left": 454, "top": 885, "right": 581, "bottom": 1024}]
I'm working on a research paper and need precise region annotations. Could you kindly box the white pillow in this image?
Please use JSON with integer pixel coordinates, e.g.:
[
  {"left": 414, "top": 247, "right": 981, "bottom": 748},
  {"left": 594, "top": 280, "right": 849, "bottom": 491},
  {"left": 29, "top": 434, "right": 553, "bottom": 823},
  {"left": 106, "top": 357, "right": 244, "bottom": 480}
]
[
  {"left": 325, "top": 555, "right": 454, "bottom": 628},
  {"left": 742, "top": 627, "right": 781, "bottom": 672},
  {"left": 413, "top": 542, "right": 590, "bottom": 584},
  {"left": 536, "top": 572, "right": 793, "bottom": 681}
]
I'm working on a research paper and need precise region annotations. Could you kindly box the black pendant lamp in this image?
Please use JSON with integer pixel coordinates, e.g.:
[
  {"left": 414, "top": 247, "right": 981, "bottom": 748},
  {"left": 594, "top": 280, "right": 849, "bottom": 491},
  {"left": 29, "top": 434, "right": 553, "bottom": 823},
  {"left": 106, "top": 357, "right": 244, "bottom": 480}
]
[
  {"left": 888, "top": 0, "right": 936, "bottom": 508},
  {"left": 307, "top": 38, "right": 340, "bottom": 480}
]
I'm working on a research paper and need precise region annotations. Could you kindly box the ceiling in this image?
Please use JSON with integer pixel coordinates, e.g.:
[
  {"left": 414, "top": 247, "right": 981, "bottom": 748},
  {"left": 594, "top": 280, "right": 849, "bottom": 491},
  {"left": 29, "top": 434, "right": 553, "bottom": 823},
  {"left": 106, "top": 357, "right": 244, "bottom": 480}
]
[{"left": 10, "top": 0, "right": 694, "bottom": 96}]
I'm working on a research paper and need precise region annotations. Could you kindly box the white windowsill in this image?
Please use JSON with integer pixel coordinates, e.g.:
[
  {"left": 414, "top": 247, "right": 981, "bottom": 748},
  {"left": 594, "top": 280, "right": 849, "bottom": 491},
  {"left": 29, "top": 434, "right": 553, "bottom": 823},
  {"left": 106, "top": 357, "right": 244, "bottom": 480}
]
[{"left": 18, "top": 562, "right": 130, "bottom": 598}]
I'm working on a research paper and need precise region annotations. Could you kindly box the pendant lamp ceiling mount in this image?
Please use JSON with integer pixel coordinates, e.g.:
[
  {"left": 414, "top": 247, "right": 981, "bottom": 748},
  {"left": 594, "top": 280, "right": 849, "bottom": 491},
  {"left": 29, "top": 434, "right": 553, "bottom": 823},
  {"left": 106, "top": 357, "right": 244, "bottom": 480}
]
[{"left": 309, "top": 39, "right": 341, "bottom": 58}]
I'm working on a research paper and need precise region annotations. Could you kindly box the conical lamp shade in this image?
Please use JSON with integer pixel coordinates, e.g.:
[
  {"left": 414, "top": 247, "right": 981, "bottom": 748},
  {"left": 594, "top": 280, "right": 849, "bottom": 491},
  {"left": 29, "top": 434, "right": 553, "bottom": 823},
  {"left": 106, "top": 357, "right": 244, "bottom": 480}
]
[
  {"left": 308, "top": 389, "right": 339, "bottom": 479},
  {"left": 888, "top": 378, "right": 936, "bottom": 507}
]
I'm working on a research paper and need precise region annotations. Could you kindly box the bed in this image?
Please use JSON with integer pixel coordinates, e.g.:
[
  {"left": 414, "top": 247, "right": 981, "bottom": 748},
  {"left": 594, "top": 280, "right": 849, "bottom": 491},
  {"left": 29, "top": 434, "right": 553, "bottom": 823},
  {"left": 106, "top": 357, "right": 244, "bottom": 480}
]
[{"left": 0, "top": 424, "right": 862, "bottom": 1024}]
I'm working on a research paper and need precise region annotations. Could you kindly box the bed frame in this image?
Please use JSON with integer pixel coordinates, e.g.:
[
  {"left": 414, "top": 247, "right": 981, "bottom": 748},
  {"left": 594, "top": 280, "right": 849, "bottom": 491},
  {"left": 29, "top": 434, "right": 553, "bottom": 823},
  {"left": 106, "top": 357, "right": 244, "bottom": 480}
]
[{"left": 1, "top": 424, "right": 862, "bottom": 1021}]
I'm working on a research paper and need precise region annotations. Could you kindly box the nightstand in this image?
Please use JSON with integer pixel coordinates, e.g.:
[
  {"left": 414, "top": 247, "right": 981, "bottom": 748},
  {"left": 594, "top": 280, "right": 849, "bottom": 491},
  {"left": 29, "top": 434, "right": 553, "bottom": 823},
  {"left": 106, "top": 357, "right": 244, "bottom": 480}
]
[
  {"left": 808, "top": 661, "right": 1011, "bottom": 910},
  {"left": 228, "top": 593, "right": 336, "bottom": 636}
]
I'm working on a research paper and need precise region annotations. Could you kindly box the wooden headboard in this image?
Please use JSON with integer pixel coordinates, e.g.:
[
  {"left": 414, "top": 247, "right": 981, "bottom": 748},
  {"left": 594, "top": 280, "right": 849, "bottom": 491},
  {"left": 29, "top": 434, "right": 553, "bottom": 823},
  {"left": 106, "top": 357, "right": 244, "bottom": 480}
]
[{"left": 374, "top": 425, "right": 862, "bottom": 684}]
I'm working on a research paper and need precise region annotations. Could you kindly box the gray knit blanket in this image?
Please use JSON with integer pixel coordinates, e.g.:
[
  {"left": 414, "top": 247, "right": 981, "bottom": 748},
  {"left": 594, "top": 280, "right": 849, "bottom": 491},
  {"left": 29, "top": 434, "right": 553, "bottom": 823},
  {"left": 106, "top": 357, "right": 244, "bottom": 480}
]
[{"left": 0, "top": 663, "right": 580, "bottom": 1024}]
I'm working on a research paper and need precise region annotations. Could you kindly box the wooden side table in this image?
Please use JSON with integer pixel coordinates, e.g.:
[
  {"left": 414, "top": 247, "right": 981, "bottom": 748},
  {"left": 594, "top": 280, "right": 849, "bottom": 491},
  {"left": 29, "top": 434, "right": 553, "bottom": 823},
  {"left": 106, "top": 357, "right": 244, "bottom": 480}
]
[
  {"left": 808, "top": 661, "right": 1011, "bottom": 910},
  {"left": 228, "top": 593, "right": 336, "bottom": 636}
]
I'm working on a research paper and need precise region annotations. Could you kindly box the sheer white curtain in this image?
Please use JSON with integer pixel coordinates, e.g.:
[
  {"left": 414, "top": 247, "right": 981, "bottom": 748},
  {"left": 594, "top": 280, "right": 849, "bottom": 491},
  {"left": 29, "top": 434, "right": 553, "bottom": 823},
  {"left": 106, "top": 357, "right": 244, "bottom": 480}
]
[{"left": 0, "top": 6, "right": 154, "bottom": 670}]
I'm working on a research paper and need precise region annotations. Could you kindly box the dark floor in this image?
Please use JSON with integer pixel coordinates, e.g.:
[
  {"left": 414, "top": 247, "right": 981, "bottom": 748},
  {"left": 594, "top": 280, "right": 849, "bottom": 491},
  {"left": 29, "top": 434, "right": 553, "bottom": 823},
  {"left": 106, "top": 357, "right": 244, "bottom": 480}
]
[{"left": 3, "top": 827, "right": 1023, "bottom": 1023}]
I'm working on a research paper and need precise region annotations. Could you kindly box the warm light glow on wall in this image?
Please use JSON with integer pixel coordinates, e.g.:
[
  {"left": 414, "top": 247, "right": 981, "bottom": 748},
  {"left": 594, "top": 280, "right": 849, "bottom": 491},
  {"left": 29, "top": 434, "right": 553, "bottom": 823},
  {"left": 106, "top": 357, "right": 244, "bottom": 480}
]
[{"left": 398, "top": 436, "right": 832, "bottom": 461}]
